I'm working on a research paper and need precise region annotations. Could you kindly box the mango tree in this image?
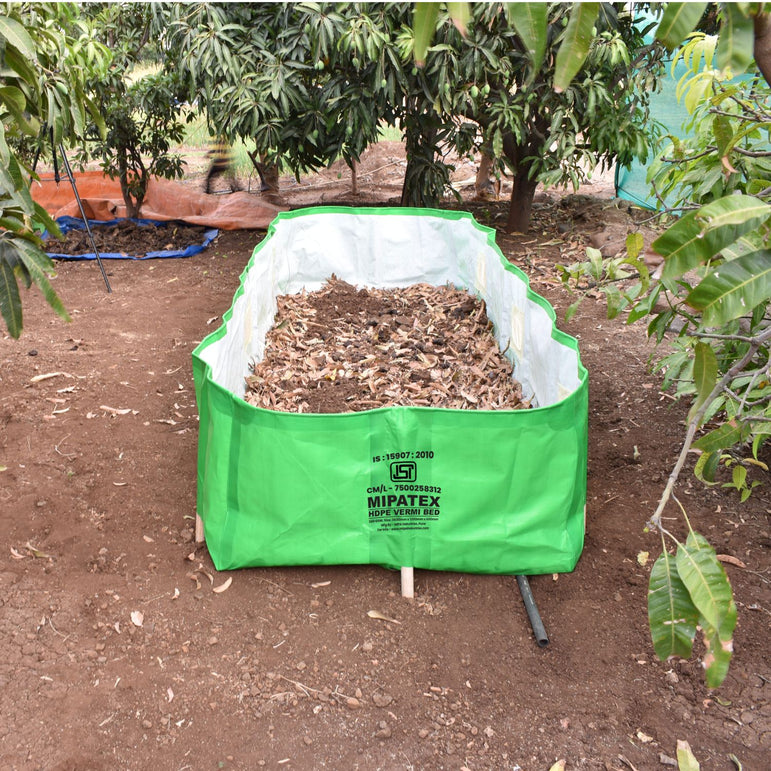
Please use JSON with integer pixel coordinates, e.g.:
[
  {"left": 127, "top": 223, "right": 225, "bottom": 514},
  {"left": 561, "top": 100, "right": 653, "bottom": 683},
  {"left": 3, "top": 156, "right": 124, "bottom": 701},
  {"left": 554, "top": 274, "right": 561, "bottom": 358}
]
[{"left": 77, "top": 2, "right": 186, "bottom": 218}]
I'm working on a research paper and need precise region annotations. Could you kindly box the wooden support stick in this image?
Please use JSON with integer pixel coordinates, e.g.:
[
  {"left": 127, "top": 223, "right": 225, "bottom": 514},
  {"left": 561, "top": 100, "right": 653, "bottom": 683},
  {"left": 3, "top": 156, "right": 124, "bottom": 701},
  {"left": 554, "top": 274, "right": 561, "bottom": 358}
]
[
  {"left": 401, "top": 566, "right": 414, "bottom": 598},
  {"left": 195, "top": 513, "right": 205, "bottom": 544}
]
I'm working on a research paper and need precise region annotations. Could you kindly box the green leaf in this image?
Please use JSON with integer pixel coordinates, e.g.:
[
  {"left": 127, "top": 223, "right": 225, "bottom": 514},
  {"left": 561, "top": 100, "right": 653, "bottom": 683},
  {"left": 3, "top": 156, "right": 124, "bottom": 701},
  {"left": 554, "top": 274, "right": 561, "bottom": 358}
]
[
  {"left": 655, "top": 212, "right": 712, "bottom": 277},
  {"left": 657, "top": 196, "right": 771, "bottom": 279},
  {"left": 655, "top": 3, "right": 707, "bottom": 51},
  {"left": 693, "top": 419, "right": 746, "bottom": 453},
  {"left": 716, "top": 3, "right": 754, "bottom": 75},
  {"left": 553, "top": 2, "right": 599, "bottom": 93},
  {"left": 8, "top": 237, "right": 70, "bottom": 325},
  {"left": 446, "top": 2, "right": 470, "bottom": 37},
  {"left": 686, "top": 250, "right": 771, "bottom": 325},
  {"left": 625, "top": 232, "right": 644, "bottom": 260},
  {"left": 675, "top": 531, "right": 737, "bottom": 641},
  {"left": 413, "top": 2, "right": 439, "bottom": 67},
  {"left": 689, "top": 342, "right": 718, "bottom": 421},
  {"left": 602, "top": 284, "right": 623, "bottom": 319},
  {"left": 0, "top": 16, "right": 37, "bottom": 62},
  {"left": 694, "top": 449, "right": 720, "bottom": 483},
  {"left": 508, "top": 3, "right": 548, "bottom": 78},
  {"left": 0, "top": 249, "right": 23, "bottom": 338},
  {"left": 696, "top": 195, "right": 771, "bottom": 232},
  {"left": 648, "top": 551, "right": 699, "bottom": 661},
  {"left": 712, "top": 114, "right": 733, "bottom": 158},
  {"left": 701, "top": 619, "right": 734, "bottom": 687}
]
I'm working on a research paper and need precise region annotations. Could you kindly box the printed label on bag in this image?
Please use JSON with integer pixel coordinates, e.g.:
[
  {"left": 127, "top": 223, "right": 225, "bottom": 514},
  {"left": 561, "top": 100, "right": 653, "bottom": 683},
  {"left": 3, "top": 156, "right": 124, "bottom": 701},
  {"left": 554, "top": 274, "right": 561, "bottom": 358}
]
[{"left": 366, "top": 451, "right": 440, "bottom": 532}]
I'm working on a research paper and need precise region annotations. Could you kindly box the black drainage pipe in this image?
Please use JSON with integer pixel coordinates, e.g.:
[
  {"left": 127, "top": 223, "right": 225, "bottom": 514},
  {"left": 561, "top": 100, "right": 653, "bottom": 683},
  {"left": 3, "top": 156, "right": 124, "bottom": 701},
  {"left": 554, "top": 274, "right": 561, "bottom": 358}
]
[{"left": 516, "top": 575, "right": 549, "bottom": 647}]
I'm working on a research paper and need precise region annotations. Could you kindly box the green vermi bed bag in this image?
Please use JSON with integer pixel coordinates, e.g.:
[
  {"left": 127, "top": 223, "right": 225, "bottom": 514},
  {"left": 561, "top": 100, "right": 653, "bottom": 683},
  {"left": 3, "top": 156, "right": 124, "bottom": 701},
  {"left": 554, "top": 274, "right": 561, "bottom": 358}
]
[{"left": 192, "top": 207, "right": 588, "bottom": 574}]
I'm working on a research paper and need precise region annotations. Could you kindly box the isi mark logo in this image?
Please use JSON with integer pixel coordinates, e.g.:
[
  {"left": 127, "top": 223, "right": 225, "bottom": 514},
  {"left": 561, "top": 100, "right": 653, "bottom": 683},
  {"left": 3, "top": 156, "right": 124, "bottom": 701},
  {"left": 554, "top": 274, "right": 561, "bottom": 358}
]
[{"left": 390, "top": 460, "right": 417, "bottom": 483}]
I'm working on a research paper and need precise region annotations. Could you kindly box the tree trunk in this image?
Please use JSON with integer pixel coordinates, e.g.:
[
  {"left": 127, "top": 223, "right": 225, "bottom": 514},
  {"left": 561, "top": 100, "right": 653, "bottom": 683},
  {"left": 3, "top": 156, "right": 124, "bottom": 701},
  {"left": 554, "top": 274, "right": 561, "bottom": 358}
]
[
  {"left": 248, "top": 150, "right": 280, "bottom": 192},
  {"left": 347, "top": 158, "right": 358, "bottom": 196},
  {"left": 506, "top": 171, "right": 538, "bottom": 233},
  {"left": 754, "top": 12, "right": 771, "bottom": 88}
]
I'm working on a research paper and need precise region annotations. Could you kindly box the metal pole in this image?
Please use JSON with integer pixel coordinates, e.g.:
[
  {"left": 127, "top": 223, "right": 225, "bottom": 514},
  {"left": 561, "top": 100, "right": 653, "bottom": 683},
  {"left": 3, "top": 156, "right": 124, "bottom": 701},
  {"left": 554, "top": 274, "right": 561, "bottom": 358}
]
[
  {"left": 57, "top": 142, "right": 112, "bottom": 293},
  {"left": 516, "top": 575, "right": 549, "bottom": 647}
]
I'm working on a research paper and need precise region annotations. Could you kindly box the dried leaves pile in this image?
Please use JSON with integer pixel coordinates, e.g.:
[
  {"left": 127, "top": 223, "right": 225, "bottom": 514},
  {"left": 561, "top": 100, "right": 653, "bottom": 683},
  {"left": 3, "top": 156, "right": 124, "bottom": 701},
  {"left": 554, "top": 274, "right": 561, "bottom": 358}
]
[{"left": 245, "top": 276, "right": 529, "bottom": 414}]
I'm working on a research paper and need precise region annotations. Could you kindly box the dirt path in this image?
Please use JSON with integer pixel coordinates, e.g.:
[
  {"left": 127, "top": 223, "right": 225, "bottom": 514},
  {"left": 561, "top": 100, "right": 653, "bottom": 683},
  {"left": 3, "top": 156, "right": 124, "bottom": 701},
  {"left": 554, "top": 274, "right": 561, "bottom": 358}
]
[{"left": 0, "top": 150, "right": 769, "bottom": 770}]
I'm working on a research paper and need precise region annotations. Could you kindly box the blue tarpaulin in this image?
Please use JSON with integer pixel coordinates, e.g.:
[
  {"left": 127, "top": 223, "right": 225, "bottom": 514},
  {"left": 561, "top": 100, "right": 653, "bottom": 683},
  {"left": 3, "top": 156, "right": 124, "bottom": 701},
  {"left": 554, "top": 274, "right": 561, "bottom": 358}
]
[{"left": 44, "top": 217, "right": 218, "bottom": 261}]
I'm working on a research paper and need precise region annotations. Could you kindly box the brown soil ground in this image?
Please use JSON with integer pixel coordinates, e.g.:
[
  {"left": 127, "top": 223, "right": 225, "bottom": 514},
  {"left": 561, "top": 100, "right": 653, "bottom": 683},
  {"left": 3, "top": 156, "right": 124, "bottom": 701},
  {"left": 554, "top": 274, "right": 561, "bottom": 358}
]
[{"left": 0, "top": 142, "right": 769, "bottom": 771}]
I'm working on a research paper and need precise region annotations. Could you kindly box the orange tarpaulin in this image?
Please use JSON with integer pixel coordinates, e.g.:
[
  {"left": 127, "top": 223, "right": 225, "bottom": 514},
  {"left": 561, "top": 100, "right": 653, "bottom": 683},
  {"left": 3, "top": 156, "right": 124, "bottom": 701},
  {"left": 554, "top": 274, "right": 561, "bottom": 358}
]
[{"left": 32, "top": 171, "right": 285, "bottom": 230}]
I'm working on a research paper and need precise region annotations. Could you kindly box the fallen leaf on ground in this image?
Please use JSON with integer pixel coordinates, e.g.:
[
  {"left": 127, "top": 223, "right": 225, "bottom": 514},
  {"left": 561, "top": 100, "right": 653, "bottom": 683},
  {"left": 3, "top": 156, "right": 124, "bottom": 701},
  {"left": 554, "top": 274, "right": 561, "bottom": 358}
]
[
  {"left": 25, "top": 542, "right": 51, "bottom": 559},
  {"left": 717, "top": 554, "right": 747, "bottom": 569},
  {"left": 30, "top": 371, "right": 77, "bottom": 383},
  {"left": 367, "top": 610, "right": 401, "bottom": 624},
  {"left": 213, "top": 577, "right": 232, "bottom": 593}
]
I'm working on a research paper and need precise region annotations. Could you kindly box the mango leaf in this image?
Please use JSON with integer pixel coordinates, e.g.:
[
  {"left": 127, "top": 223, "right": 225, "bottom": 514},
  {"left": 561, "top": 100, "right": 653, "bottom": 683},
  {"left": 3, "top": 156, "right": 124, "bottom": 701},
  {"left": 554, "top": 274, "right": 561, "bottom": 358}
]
[
  {"left": 0, "top": 16, "right": 37, "bottom": 62},
  {"left": 0, "top": 237, "right": 70, "bottom": 333},
  {"left": 675, "top": 531, "right": 737, "bottom": 641},
  {"left": 656, "top": 3, "right": 707, "bottom": 51},
  {"left": 702, "top": 618, "right": 734, "bottom": 687},
  {"left": 508, "top": 2, "right": 548, "bottom": 78},
  {"left": 553, "top": 3, "right": 599, "bottom": 93},
  {"left": 413, "top": 2, "right": 439, "bottom": 67},
  {"left": 694, "top": 449, "right": 720, "bottom": 483},
  {"left": 693, "top": 419, "right": 747, "bottom": 453},
  {"left": 655, "top": 212, "right": 715, "bottom": 277},
  {"left": 657, "top": 196, "right": 771, "bottom": 279},
  {"left": 648, "top": 551, "right": 699, "bottom": 661},
  {"left": 712, "top": 113, "right": 733, "bottom": 159},
  {"left": 626, "top": 232, "right": 644, "bottom": 260},
  {"left": 716, "top": 3, "right": 754, "bottom": 75},
  {"left": 689, "top": 342, "right": 718, "bottom": 422},
  {"left": 695, "top": 194, "right": 771, "bottom": 232},
  {"left": 0, "top": 254, "right": 23, "bottom": 339},
  {"left": 686, "top": 250, "right": 771, "bottom": 325},
  {"left": 446, "top": 2, "right": 470, "bottom": 36},
  {"left": 721, "top": 233, "right": 765, "bottom": 261}
]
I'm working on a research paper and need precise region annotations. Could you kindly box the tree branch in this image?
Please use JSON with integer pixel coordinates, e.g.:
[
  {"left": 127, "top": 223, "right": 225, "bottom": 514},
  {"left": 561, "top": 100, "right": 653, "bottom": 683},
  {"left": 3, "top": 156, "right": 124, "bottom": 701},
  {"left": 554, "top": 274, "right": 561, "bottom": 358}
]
[{"left": 648, "top": 324, "right": 771, "bottom": 531}]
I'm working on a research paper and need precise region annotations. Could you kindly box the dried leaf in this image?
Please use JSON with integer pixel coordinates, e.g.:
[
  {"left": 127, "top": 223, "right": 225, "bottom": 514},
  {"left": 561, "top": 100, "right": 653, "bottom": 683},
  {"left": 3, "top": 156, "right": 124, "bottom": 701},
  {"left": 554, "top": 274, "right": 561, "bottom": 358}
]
[
  {"left": 130, "top": 610, "right": 144, "bottom": 627},
  {"left": 30, "top": 371, "right": 74, "bottom": 383},
  {"left": 716, "top": 554, "right": 747, "bottom": 569},
  {"left": 167, "top": 687, "right": 174, "bottom": 703},
  {"left": 367, "top": 610, "right": 401, "bottom": 624},
  {"left": 113, "top": 482, "right": 127, "bottom": 487},
  {"left": 187, "top": 572, "right": 201, "bottom": 590},
  {"left": 10, "top": 546, "right": 25, "bottom": 559},
  {"left": 311, "top": 581, "right": 331, "bottom": 588},
  {"left": 245, "top": 278, "right": 527, "bottom": 414},
  {"left": 25, "top": 542, "right": 51, "bottom": 559},
  {"left": 212, "top": 576, "right": 233, "bottom": 593},
  {"left": 100, "top": 406, "right": 132, "bottom": 415}
]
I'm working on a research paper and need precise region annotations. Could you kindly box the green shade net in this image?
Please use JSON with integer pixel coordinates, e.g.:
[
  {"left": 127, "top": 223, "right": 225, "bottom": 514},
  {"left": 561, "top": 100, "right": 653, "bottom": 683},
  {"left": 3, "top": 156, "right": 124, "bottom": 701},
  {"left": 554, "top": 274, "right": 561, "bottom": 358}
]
[{"left": 193, "top": 207, "right": 588, "bottom": 574}]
